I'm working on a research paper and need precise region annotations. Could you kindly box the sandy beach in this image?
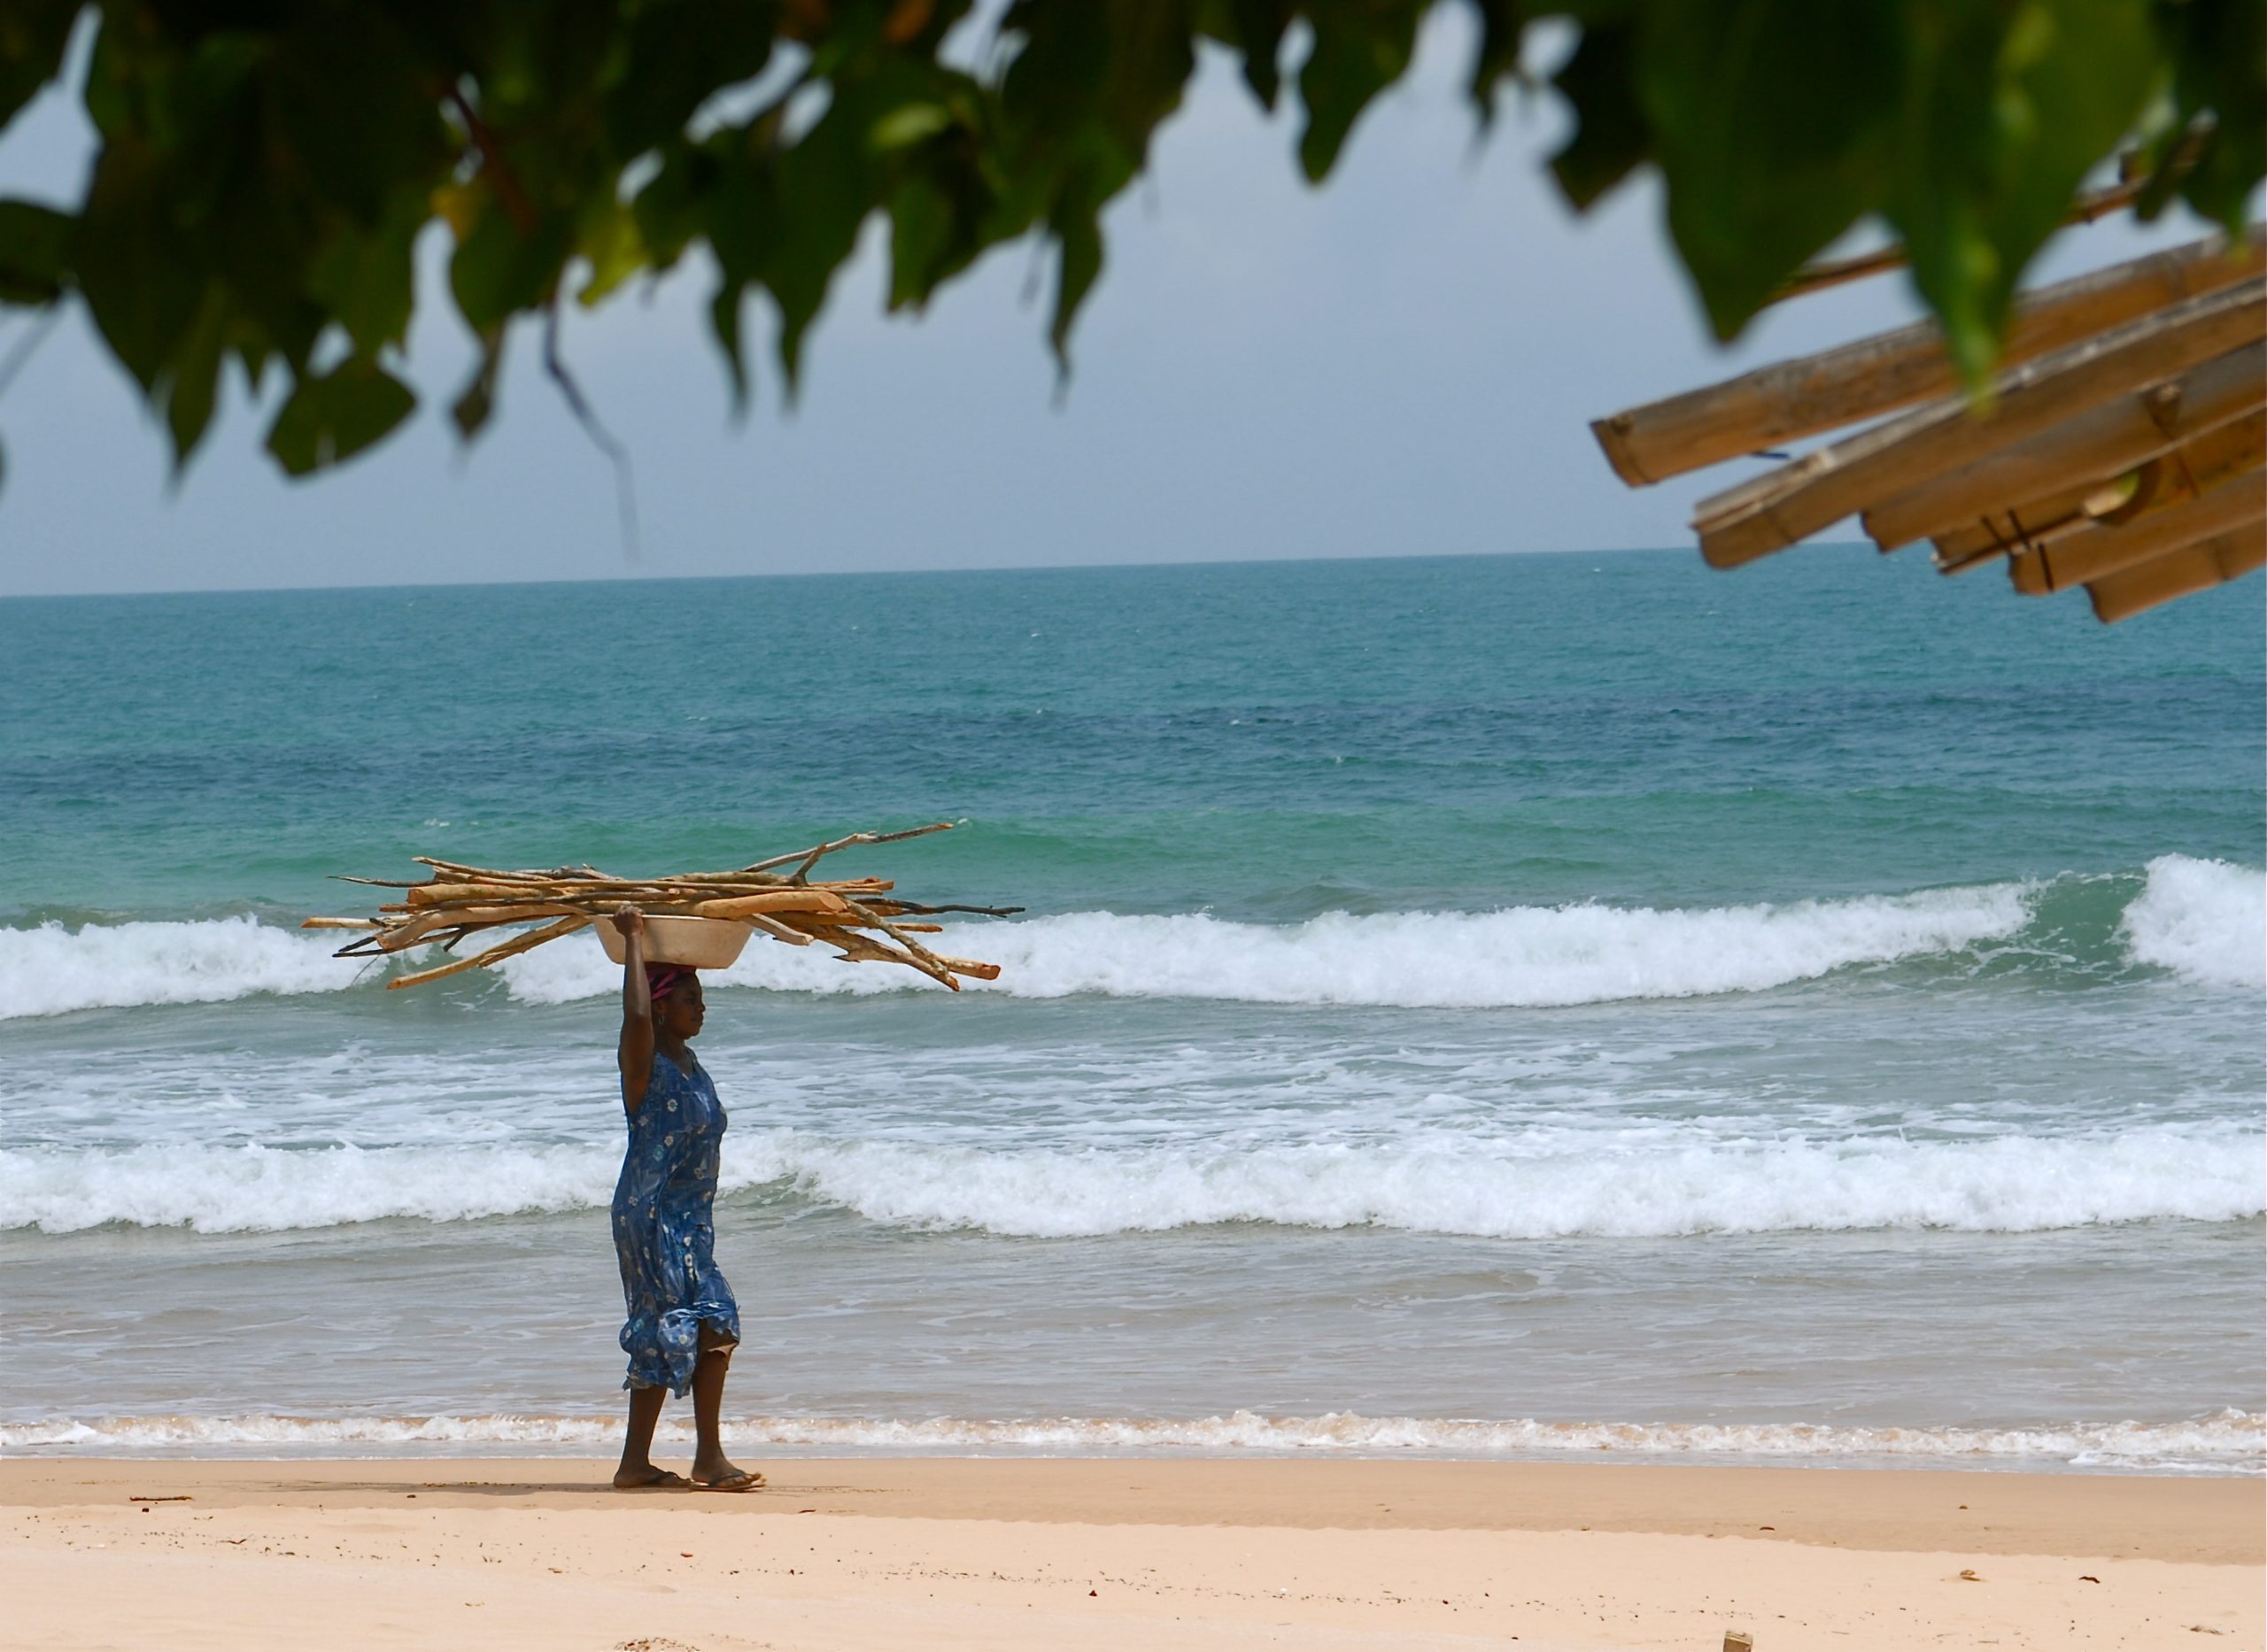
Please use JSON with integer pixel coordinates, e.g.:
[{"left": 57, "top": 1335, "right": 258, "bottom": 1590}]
[{"left": 1, "top": 1455, "right": 2255, "bottom": 1649}]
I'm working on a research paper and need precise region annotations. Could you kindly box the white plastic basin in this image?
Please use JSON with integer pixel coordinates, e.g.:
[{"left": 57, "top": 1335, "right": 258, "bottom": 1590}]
[{"left": 592, "top": 915, "right": 754, "bottom": 969}]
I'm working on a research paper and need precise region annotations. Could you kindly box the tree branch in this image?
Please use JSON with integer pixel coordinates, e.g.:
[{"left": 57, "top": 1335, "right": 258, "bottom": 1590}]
[{"left": 543, "top": 302, "right": 641, "bottom": 561}]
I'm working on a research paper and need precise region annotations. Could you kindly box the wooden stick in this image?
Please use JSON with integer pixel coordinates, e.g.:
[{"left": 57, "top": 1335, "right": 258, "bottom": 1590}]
[
  {"left": 319, "top": 823, "right": 1005, "bottom": 989},
  {"left": 794, "top": 915, "right": 946, "bottom": 932},
  {"left": 1692, "top": 277, "right": 2267, "bottom": 567},
  {"left": 383, "top": 916, "right": 590, "bottom": 990},
  {"left": 841, "top": 897, "right": 963, "bottom": 987},
  {"left": 817, "top": 918, "right": 960, "bottom": 989},
  {"left": 1594, "top": 230, "right": 2264, "bottom": 487},
  {"left": 686, "top": 890, "right": 853, "bottom": 920},
  {"left": 1768, "top": 171, "right": 2170, "bottom": 305},
  {"left": 413, "top": 860, "right": 565, "bottom": 883},
  {"left": 871, "top": 900, "right": 1025, "bottom": 916},
  {"left": 376, "top": 904, "right": 588, "bottom": 951},
  {"left": 932, "top": 954, "right": 1003, "bottom": 981},
  {"left": 741, "top": 913, "right": 814, "bottom": 947},
  {"left": 731, "top": 822, "right": 955, "bottom": 878}
]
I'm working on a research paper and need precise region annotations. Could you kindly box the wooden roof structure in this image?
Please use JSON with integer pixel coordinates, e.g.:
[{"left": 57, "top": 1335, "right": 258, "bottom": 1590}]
[{"left": 1592, "top": 227, "right": 2267, "bottom": 622}]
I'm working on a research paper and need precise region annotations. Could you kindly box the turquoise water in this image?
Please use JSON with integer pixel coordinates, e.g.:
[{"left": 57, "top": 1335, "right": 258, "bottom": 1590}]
[{"left": 3, "top": 550, "right": 2262, "bottom": 1467}]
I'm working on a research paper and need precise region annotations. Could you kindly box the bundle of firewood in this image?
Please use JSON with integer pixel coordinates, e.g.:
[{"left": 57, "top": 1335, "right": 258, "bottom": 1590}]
[{"left": 305, "top": 822, "right": 1017, "bottom": 991}]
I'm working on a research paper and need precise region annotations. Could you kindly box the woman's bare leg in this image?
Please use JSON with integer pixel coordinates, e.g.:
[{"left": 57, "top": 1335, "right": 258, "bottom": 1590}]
[
  {"left": 690, "top": 1325, "right": 759, "bottom": 1486},
  {"left": 614, "top": 1383, "right": 684, "bottom": 1488}
]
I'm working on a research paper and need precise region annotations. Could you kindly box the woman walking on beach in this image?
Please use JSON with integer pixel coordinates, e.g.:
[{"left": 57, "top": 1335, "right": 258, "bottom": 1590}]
[{"left": 607, "top": 906, "right": 762, "bottom": 1493}]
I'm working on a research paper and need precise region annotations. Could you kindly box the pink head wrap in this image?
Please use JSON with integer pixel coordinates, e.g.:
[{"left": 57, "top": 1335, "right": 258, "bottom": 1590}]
[{"left": 645, "top": 964, "right": 693, "bottom": 1002}]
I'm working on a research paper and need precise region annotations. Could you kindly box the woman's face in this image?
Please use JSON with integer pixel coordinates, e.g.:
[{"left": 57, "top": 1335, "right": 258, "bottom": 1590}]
[{"left": 658, "top": 976, "right": 705, "bottom": 1040}]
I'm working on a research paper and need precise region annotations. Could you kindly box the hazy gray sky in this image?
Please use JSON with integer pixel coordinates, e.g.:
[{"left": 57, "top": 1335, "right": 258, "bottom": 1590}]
[{"left": 0, "top": 13, "right": 2210, "bottom": 596}]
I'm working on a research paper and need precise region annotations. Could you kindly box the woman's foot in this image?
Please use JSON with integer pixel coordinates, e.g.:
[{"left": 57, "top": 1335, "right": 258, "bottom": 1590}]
[
  {"left": 689, "top": 1455, "right": 764, "bottom": 1492},
  {"left": 612, "top": 1463, "right": 692, "bottom": 1491}
]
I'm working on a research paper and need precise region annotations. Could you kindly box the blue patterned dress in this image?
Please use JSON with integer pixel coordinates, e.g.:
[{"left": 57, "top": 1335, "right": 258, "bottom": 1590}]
[{"left": 612, "top": 1051, "right": 741, "bottom": 1396}]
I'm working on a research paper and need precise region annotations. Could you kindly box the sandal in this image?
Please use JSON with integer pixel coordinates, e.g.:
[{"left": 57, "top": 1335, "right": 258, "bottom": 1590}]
[
  {"left": 612, "top": 1469, "right": 692, "bottom": 1492},
  {"left": 689, "top": 1468, "right": 765, "bottom": 1493}
]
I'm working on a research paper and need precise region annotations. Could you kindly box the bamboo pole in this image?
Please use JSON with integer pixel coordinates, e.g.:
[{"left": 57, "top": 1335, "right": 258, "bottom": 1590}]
[
  {"left": 1930, "top": 409, "right": 2267, "bottom": 571},
  {"left": 1863, "top": 340, "right": 2267, "bottom": 550},
  {"left": 1594, "top": 230, "right": 2264, "bottom": 487},
  {"left": 2085, "top": 520, "right": 2267, "bottom": 622},
  {"left": 1692, "top": 277, "right": 2267, "bottom": 567},
  {"left": 2014, "top": 473, "right": 2266, "bottom": 594}
]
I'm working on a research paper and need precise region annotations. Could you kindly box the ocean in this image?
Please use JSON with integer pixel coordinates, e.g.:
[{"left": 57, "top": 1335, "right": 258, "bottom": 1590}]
[{"left": 3, "top": 549, "right": 2261, "bottom": 1472}]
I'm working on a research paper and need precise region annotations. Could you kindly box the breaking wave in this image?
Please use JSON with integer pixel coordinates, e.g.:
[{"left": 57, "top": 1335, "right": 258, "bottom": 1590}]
[
  {"left": 2124, "top": 854, "right": 2267, "bottom": 991},
  {"left": 4, "top": 1408, "right": 2257, "bottom": 1471},
  {"left": 0, "top": 915, "right": 350, "bottom": 1019},
  {"left": 5, "top": 861, "right": 2253, "bottom": 1018},
  {"left": 5, "top": 1125, "right": 2257, "bottom": 1236},
  {"left": 499, "top": 884, "right": 2034, "bottom": 1006}
]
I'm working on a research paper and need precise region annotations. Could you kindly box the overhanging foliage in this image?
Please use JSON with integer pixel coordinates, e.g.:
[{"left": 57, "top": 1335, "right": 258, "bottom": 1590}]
[{"left": 0, "top": 1, "right": 2257, "bottom": 489}]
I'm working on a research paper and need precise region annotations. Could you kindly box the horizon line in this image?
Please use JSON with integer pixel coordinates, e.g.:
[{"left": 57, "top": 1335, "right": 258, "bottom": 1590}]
[{"left": 0, "top": 542, "right": 1757, "bottom": 603}]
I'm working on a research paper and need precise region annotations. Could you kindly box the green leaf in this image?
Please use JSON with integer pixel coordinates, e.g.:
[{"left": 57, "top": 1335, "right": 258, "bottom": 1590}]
[
  {"left": 767, "top": 97, "right": 875, "bottom": 393},
  {"left": 1298, "top": 1, "right": 1424, "bottom": 181},
  {"left": 886, "top": 173, "right": 959, "bottom": 307},
  {"left": 1639, "top": 0, "right": 1905, "bottom": 340},
  {"left": 266, "top": 6, "right": 447, "bottom": 228},
  {"left": 1890, "top": 0, "right": 2160, "bottom": 386},
  {"left": 1206, "top": 0, "right": 1295, "bottom": 107},
  {"left": 0, "top": 198, "right": 71, "bottom": 304},
  {"left": 708, "top": 277, "right": 752, "bottom": 413},
  {"left": 72, "top": 138, "right": 201, "bottom": 389},
  {"left": 700, "top": 129, "right": 782, "bottom": 286},
  {"left": 1549, "top": 20, "right": 1646, "bottom": 210},
  {"left": 452, "top": 328, "right": 505, "bottom": 442},
  {"left": 0, "top": 0, "right": 77, "bottom": 129},
  {"left": 881, "top": 89, "right": 992, "bottom": 308},
  {"left": 607, "top": 0, "right": 779, "bottom": 157},
  {"left": 630, "top": 139, "right": 718, "bottom": 274},
  {"left": 266, "top": 355, "right": 416, "bottom": 475},
  {"left": 870, "top": 100, "right": 954, "bottom": 151},
  {"left": 307, "top": 188, "right": 422, "bottom": 353},
  {"left": 576, "top": 194, "right": 649, "bottom": 306},
  {"left": 1048, "top": 187, "right": 1105, "bottom": 370},
  {"left": 450, "top": 204, "right": 572, "bottom": 332},
  {"left": 160, "top": 284, "right": 229, "bottom": 473},
  {"left": 2154, "top": 0, "right": 2267, "bottom": 229}
]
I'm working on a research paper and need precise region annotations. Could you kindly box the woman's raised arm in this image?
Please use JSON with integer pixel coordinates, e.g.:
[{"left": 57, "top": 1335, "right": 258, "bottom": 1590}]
[{"left": 615, "top": 905, "right": 654, "bottom": 1115}]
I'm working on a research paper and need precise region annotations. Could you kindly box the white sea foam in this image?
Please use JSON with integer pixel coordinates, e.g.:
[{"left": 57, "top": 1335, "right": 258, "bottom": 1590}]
[
  {"left": 4, "top": 1408, "right": 2256, "bottom": 1471},
  {"left": 0, "top": 1142, "right": 620, "bottom": 1233},
  {"left": 2123, "top": 855, "right": 2267, "bottom": 991},
  {"left": 0, "top": 916, "right": 358, "bottom": 1019},
  {"left": 5, "top": 1126, "right": 2257, "bottom": 1236},
  {"left": 502, "top": 883, "right": 2033, "bottom": 1007},
  {"left": 742, "top": 1128, "right": 2267, "bottom": 1238}
]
